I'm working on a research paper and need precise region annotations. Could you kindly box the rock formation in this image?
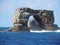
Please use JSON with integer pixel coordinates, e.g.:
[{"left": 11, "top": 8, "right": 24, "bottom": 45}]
[
  {"left": 13, "top": 7, "right": 59, "bottom": 32},
  {"left": 28, "top": 17, "right": 42, "bottom": 31}
]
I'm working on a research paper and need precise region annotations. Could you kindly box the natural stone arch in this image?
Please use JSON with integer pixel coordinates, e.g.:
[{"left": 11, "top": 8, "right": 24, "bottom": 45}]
[{"left": 13, "top": 8, "right": 59, "bottom": 32}]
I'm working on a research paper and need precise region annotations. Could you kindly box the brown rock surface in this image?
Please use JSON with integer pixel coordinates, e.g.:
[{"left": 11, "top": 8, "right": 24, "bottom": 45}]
[{"left": 13, "top": 7, "right": 59, "bottom": 31}]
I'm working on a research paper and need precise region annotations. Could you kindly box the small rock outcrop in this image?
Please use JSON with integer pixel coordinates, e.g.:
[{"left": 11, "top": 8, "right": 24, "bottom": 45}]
[{"left": 13, "top": 7, "right": 59, "bottom": 32}]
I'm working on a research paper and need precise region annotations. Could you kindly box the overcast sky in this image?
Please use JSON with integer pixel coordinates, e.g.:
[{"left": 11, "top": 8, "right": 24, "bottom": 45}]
[{"left": 0, "top": 0, "right": 60, "bottom": 27}]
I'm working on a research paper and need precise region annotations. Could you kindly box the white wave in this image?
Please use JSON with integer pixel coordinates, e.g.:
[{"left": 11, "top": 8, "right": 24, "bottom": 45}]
[
  {"left": 30, "top": 30, "right": 60, "bottom": 33},
  {"left": 0, "top": 30, "right": 60, "bottom": 33}
]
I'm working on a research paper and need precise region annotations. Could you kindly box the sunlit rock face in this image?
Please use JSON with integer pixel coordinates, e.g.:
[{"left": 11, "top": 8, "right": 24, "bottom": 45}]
[
  {"left": 13, "top": 8, "right": 31, "bottom": 32},
  {"left": 13, "top": 7, "right": 59, "bottom": 32}
]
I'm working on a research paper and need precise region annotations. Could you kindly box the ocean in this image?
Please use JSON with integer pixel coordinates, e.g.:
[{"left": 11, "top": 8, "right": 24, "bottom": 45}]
[
  {"left": 0, "top": 27, "right": 11, "bottom": 30},
  {"left": 0, "top": 27, "right": 60, "bottom": 45}
]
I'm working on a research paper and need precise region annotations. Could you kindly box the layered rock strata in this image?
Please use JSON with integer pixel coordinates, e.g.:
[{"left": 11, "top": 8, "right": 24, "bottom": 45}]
[{"left": 13, "top": 8, "right": 59, "bottom": 31}]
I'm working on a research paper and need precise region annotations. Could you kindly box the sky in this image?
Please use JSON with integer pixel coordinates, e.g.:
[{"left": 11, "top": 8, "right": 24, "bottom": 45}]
[{"left": 0, "top": 0, "right": 60, "bottom": 27}]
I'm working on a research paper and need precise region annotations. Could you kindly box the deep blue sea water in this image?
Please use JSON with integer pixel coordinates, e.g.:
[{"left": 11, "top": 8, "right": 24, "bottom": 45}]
[
  {"left": 0, "top": 27, "right": 11, "bottom": 30},
  {"left": 0, "top": 27, "right": 60, "bottom": 45}
]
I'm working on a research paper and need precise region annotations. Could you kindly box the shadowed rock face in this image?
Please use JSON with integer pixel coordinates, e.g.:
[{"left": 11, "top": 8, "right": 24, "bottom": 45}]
[{"left": 13, "top": 7, "right": 59, "bottom": 32}]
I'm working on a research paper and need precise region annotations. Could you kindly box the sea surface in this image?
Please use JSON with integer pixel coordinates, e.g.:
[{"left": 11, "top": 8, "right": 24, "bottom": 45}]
[
  {"left": 0, "top": 27, "right": 11, "bottom": 30},
  {"left": 0, "top": 27, "right": 60, "bottom": 45}
]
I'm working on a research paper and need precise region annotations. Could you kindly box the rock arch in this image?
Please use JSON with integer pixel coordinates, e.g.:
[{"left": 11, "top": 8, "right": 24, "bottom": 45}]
[{"left": 13, "top": 8, "right": 59, "bottom": 32}]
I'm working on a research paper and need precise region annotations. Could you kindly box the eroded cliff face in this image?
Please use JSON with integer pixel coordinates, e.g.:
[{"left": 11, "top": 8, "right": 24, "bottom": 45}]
[{"left": 13, "top": 7, "right": 59, "bottom": 32}]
